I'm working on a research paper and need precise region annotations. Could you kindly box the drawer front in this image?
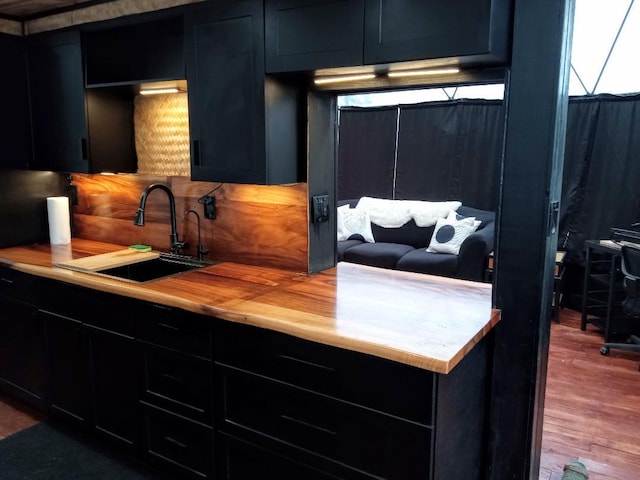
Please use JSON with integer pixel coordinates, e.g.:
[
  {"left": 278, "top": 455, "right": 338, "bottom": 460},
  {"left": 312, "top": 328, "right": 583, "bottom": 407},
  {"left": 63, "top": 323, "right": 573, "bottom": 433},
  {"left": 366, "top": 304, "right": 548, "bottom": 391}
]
[
  {"left": 137, "top": 305, "right": 211, "bottom": 358},
  {"left": 215, "top": 320, "right": 434, "bottom": 424},
  {"left": 216, "top": 366, "right": 432, "bottom": 480},
  {"left": 142, "top": 403, "right": 213, "bottom": 480},
  {"left": 0, "top": 267, "right": 38, "bottom": 304},
  {"left": 141, "top": 344, "right": 212, "bottom": 424},
  {"left": 217, "top": 433, "right": 377, "bottom": 480},
  {"left": 38, "top": 279, "right": 137, "bottom": 336}
]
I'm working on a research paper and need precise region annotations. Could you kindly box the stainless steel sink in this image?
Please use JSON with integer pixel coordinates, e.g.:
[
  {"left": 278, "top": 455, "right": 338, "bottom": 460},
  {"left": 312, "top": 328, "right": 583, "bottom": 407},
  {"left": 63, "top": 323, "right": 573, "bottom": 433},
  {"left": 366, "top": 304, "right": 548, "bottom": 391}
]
[{"left": 86, "top": 253, "right": 212, "bottom": 283}]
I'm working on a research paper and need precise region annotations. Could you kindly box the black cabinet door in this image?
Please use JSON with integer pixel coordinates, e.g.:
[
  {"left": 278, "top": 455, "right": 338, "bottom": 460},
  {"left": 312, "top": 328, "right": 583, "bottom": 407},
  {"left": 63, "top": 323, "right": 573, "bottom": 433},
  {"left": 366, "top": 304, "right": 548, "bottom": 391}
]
[
  {"left": 185, "top": 0, "right": 301, "bottom": 185},
  {"left": 265, "top": 0, "right": 364, "bottom": 73},
  {"left": 363, "top": 0, "right": 511, "bottom": 66},
  {"left": 42, "top": 309, "right": 90, "bottom": 425},
  {"left": 0, "top": 33, "right": 32, "bottom": 170},
  {"left": 87, "top": 325, "right": 139, "bottom": 450},
  {"left": 0, "top": 295, "right": 46, "bottom": 408},
  {"left": 28, "top": 30, "right": 89, "bottom": 173},
  {"left": 185, "top": 0, "right": 267, "bottom": 184}
]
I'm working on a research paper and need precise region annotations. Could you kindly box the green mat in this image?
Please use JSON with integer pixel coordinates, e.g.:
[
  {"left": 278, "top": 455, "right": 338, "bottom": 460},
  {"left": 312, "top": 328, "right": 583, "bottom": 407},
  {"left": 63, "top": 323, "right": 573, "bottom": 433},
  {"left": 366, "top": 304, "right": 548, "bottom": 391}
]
[{"left": 0, "top": 422, "right": 161, "bottom": 479}]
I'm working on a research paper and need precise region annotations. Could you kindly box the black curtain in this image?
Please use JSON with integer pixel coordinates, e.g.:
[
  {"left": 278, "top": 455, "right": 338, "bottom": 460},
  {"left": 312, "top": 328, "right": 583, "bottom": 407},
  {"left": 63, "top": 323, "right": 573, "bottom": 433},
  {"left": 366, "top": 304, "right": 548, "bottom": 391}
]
[
  {"left": 337, "top": 107, "right": 398, "bottom": 200},
  {"left": 395, "top": 99, "right": 503, "bottom": 210},
  {"left": 337, "top": 94, "right": 640, "bottom": 264}
]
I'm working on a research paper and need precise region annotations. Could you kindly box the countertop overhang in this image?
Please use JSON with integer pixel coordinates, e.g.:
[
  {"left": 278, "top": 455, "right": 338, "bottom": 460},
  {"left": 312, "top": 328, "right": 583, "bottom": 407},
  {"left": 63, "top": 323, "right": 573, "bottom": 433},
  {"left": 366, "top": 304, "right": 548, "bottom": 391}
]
[{"left": 0, "top": 239, "right": 500, "bottom": 374}]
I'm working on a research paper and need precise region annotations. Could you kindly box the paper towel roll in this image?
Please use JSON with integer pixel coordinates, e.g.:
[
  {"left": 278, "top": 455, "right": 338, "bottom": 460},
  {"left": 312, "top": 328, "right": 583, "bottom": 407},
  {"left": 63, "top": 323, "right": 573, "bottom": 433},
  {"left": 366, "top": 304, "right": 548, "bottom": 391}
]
[{"left": 47, "top": 196, "right": 71, "bottom": 245}]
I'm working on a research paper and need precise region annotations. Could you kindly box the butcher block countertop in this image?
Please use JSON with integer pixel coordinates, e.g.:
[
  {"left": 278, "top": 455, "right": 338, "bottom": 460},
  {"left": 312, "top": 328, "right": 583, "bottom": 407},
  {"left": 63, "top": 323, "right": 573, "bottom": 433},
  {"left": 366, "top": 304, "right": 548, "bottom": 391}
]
[{"left": 0, "top": 239, "right": 500, "bottom": 374}]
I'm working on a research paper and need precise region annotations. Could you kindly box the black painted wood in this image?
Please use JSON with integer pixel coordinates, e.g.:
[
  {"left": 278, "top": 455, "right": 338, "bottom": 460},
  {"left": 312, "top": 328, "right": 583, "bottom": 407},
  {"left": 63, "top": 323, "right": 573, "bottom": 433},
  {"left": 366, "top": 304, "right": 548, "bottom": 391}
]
[
  {"left": 84, "top": 15, "right": 184, "bottom": 86},
  {"left": 0, "top": 294, "right": 46, "bottom": 409},
  {"left": 265, "top": 0, "right": 364, "bottom": 73},
  {"left": 363, "top": 0, "right": 512, "bottom": 67},
  {"left": 308, "top": 92, "right": 337, "bottom": 273},
  {"left": 28, "top": 30, "right": 88, "bottom": 173},
  {"left": 185, "top": 0, "right": 301, "bottom": 185},
  {"left": 215, "top": 319, "right": 491, "bottom": 479},
  {"left": 489, "top": 1, "right": 574, "bottom": 479},
  {"left": 0, "top": 34, "right": 32, "bottom": 170}
]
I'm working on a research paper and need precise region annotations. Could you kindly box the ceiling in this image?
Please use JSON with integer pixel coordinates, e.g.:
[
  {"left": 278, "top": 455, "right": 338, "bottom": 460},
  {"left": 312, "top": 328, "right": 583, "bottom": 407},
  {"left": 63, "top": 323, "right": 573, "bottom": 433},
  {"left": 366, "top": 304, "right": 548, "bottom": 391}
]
[{"left": 0, "top": 0, "right": 102, "bottom": 20}]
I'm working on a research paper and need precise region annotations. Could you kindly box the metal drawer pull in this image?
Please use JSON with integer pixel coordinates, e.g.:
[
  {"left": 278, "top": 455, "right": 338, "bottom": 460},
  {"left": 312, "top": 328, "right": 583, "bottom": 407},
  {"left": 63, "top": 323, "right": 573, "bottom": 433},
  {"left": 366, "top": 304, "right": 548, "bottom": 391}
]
[
  {"left": 278, "top": 354, "right": 335, "bottom": 372},
  {"left": 0, "top": 277, "right": 14, "bottom": 285},
  {"left": 164, "top": 436, "right": 187, "bottom": 449},
  {"left": 280, "top": 415, "right": 336, "bottom": 436},
  {"left": 160, "top": 373, "right": 184, "bottom": 383},
  {"left": 157, "top": 322, "right": 180, "bottom": 332}
]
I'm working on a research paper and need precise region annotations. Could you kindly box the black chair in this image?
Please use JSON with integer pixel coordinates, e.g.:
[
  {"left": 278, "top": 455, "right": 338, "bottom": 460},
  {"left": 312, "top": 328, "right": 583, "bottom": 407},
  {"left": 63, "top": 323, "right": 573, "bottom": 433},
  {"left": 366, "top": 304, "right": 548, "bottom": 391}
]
[{"left": 600, "top": 244, "right": 640, "bottom": 370}]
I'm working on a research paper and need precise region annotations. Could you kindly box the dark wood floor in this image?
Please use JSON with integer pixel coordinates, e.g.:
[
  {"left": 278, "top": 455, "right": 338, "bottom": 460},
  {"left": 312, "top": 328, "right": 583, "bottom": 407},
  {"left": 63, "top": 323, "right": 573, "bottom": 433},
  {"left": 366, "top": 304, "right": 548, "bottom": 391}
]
[
  {"left": 1, "top": 308, "right": 639, "bottom": 479},
  {"left": 540, "top": 308, "right": 640, "bottom": 480}
]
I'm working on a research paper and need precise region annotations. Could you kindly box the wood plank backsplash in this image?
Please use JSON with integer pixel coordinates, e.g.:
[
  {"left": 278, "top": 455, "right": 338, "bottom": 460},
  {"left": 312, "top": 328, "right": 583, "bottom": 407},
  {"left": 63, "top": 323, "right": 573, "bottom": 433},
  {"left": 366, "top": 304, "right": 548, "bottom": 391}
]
[{"left": 70, "top": 173, "right": 309, "bottom": 272}]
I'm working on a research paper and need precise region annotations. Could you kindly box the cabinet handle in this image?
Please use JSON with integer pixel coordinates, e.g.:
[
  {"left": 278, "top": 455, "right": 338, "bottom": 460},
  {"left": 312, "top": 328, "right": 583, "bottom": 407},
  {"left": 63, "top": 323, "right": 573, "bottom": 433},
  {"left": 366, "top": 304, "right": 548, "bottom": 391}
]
[
  {"left": 163, "top": 436, "right": 187, "bottom": 449},
  {"left": 280, "top": 415, "right": 336, "bottom": 436},
  {"left": 157, "top": 322, "right": 180, "bottom": 332},
  {"left": 193, "top": 140, "right": 200, "bottom": 166},
  {"left": 278, "top": 354, "right": 335, "bottom": 372},
  {"left": 80, "top": 138, "right": 88, "bottom": 160},
  {"left": 0, "top": 277, "right": 14, "bottom": 285},
  {"left": 160, "top": 372, "right": 184, "bottom": 383}
]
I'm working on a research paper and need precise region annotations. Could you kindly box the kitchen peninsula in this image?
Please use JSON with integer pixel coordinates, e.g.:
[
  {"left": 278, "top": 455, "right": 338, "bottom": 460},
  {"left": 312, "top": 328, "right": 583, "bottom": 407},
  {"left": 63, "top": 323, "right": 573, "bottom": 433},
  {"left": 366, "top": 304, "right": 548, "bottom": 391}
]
[{"left": 0, "top": 238, "right": 499, "bottom": 479}]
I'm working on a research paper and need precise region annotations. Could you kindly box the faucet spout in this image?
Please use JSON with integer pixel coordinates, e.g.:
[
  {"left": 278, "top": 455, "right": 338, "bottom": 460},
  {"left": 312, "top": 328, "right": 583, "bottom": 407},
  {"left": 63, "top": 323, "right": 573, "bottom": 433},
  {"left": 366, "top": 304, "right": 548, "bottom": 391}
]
[{"left": 134, "top": 183, "right": 184, "bottom": 254}]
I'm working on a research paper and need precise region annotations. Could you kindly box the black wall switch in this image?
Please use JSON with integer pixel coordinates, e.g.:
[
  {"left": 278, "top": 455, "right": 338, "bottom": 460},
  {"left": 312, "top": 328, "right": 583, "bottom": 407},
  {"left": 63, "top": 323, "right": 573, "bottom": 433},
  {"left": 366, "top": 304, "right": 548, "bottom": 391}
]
[{"left": 311, "top": 194, "right": 329, "bottom": 223}]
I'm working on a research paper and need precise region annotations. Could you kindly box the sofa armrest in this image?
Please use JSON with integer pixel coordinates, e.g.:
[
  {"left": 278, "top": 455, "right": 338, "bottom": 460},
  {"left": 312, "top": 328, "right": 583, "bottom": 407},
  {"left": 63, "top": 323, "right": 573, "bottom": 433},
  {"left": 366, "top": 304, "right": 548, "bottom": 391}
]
[{"left": 457, "top": 223, "right": 495, "bottom": 281}]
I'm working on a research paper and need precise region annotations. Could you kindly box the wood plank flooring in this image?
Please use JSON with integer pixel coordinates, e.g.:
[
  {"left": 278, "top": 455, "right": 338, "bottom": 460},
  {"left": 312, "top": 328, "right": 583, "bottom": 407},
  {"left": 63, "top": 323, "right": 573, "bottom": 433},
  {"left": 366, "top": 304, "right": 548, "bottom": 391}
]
[
  {"left": 540, "top": 308, "right": 640, "bottom": 480},
  {"left": 1, "top": 307, "right": 638, "bottom": 479}
]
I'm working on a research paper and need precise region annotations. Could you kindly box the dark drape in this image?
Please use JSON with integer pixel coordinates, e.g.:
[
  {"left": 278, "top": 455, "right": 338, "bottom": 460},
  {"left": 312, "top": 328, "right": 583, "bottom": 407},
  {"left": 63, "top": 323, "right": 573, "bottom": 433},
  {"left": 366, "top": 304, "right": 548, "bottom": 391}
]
[
  {"left": 395, "top": 100, "right": 503, "bottom": 210},
  {"left": 337, "top": 107, "right": 398, "bottom": 200},
  {"left": 337, "top": 94, "right": 640, "bottom": 265},
  {"left": 560, "top": 95, "right": 640, "bottom": 263}
]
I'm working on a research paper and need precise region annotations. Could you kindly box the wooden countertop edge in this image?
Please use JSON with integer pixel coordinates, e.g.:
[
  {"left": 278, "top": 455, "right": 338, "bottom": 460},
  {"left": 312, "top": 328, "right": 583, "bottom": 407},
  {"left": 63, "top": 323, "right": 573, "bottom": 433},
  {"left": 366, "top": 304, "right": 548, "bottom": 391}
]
[{"left": 1, "top": 254, "right": 500, "bottom": 375}]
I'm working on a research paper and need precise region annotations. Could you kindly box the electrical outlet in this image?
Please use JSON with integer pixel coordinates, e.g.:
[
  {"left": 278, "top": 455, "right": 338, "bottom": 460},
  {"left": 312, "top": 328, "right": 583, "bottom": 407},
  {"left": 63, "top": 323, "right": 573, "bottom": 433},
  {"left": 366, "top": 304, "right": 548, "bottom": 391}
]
[
  {"left": 203, "top": 195, "right": 216, "bottom": 219},
  {"left": 312, "top": 194, "right": 329, "bottom": 223}
]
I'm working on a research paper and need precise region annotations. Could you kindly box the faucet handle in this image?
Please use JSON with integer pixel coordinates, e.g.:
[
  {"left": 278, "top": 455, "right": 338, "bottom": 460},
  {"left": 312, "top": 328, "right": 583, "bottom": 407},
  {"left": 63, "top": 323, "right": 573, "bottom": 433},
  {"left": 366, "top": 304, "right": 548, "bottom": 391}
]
[{"left": 172, "top": 241, "right": 187, "bottom": 255}]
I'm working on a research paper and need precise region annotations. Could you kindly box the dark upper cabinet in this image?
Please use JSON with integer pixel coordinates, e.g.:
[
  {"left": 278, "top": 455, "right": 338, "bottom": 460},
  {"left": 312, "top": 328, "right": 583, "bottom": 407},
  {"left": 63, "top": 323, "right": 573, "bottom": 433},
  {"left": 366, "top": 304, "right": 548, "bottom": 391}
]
[
  {"left": 28, "top": 30, "right": 89, "bottom": 173},
  {"left": 364, "top": 0, "right": 511, "bottom": 66},
  {"left": 84, "top": 15, "right": 184, "bottom": 87},
  {"left": 28, "top": 30, "right": 136, "bottom": 173},
  {"left": 185, "top": 0, "right": 302, "bottom": 184},
  {"left": 265, "top": 0, "right": 364, "bottom": 73},
  {"left": 265, "top": 0, "right": 511, "bottom": 73},
  {"left": 0, "top": 34, "right": 32, "bottom": 170}
]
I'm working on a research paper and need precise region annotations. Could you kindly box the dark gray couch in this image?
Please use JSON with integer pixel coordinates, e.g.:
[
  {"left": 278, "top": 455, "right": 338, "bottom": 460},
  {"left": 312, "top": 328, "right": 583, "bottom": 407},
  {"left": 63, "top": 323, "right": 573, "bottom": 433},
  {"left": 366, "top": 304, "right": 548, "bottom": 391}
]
[{"left": 337, "top": 199, "right": 495, "bottom": 282}]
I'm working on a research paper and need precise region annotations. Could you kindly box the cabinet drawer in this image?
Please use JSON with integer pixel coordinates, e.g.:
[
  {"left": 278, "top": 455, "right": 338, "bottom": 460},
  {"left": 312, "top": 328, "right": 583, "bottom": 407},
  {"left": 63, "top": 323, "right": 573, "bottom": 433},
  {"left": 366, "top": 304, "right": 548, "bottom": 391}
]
[
  {"left": 137, "top": 305, "right": 211, "bottom": 358},
  {"left": 216, "top": 366, "right": 432, "bottom": 480},
  {"left": 0, "top": 267, "right": 38, "bottom": 304},
  {"left": 215, "top": 320, "right": 434, "bottom": 424},
  {"left": 141, "top": 403, "right": 213, "bottom": 480},
  {"left": 140, "top": 344, "right": 212, "bottom": 424}
]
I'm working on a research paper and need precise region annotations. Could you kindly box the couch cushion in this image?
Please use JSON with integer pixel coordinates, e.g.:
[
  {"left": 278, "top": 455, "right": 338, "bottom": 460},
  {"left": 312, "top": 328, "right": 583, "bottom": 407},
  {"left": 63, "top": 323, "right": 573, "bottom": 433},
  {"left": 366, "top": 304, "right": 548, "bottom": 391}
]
[
  {"left": 371, "top": 220, "right": 435, "bottom": 249},
  {"left": 343, "top": 243, "right": 414, "bottom": 269},
  {"left": 337, "top": 239, "right": 363, "bottom": 261},
  {"left": 396, "top": 249, "right": 460, "bottom": 277}
]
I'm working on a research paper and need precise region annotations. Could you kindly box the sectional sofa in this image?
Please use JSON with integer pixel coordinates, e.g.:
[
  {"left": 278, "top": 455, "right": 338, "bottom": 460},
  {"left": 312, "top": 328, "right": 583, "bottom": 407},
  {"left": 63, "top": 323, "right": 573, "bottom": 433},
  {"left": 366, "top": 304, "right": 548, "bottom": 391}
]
[{"left": 337, "top": 198, "right": 495, "bottom": 282}]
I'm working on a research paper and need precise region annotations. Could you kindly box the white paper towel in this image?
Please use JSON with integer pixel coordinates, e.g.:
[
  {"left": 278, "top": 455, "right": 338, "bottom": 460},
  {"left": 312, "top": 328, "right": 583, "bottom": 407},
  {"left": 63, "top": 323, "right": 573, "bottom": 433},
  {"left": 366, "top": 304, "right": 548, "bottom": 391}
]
[{"left": 47, "top": 196, "right": 71, "bottom": 245}]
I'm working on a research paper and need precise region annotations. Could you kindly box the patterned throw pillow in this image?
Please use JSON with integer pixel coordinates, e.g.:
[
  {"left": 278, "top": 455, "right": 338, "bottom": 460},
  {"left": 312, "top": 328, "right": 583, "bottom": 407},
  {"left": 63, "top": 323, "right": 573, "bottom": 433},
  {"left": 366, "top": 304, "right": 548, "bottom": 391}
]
[
  {"left": 426, "top": 211, "right": 479, "bottom": 254},
  {"left": 337, "top": 205, "right": 375, "bottom": 243}
]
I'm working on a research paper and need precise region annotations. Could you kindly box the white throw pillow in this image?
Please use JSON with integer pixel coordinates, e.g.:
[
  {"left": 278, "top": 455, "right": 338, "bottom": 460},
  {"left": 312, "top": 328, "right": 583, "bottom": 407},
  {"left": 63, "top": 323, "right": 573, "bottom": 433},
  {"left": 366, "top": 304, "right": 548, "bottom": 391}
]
[
  {"left": 337, "top": 206, "right": 375, "bottom": 243},
  {"left": 446, "top": 209, "right": 481, "bottom": 229},
  {"left": 427, "top": 214, "right": 479, "bottom": 255}
]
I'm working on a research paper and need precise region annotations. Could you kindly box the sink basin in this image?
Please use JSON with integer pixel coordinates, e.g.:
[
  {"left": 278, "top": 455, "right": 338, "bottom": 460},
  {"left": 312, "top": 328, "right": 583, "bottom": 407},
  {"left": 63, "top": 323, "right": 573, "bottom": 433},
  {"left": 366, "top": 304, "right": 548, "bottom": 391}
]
[{"left": 93, "top": 254, "right": 211, "bottom": 283}]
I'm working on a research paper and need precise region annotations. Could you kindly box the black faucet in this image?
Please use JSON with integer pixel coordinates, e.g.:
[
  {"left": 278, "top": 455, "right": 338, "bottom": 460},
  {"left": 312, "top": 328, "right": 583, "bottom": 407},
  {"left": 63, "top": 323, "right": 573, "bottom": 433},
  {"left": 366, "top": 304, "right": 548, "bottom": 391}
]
[
  {"left": 134, "top": 183, "right": 186, "bottom": 255},
  {"left": 185, "top": 209, "right": 208, "bottom": 261}
]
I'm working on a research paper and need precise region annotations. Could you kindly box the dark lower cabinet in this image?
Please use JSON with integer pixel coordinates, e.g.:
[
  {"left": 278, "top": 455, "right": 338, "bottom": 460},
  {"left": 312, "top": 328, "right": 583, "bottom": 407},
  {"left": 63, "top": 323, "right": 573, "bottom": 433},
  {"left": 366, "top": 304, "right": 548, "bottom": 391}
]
[
  {"left": 42, "top": 310, "right": 91, "bottom": 425},
  {"left": 87, "top": 324, "right": 138, "bottom": 449},
  {"left": 215, "top": 320, "right": 491, "bottom": 479},
  {"left": 0, "top": 294, "right": 46, "bottom": 408}
]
